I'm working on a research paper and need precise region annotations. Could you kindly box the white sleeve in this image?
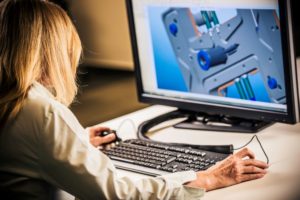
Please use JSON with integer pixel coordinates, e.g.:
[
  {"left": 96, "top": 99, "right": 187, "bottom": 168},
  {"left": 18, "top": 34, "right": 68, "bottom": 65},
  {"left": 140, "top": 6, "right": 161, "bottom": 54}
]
[{"left": 37, "top": 103, "right": 205, "bottom": 200}]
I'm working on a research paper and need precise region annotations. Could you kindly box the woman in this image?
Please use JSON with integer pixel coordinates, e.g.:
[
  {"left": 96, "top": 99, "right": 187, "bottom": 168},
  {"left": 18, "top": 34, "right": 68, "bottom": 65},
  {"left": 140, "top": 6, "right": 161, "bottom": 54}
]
[{"left": 0, "top": 0, "right": 268, "bottom": 199}]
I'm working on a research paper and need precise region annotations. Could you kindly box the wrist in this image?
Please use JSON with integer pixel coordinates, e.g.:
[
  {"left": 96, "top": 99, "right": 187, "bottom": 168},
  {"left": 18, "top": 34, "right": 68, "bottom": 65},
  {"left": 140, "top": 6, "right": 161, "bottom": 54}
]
[
  {"left": 198, "top": 171, "right": 216, "bottom": 191},
  {"left": 185, "top": 171, "right": 216, "bottom": 191}
]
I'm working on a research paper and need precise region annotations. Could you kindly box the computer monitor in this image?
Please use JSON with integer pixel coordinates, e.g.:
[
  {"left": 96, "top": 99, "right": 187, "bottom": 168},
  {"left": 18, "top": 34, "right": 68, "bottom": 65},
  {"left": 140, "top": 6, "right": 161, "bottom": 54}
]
[
  {"left": 291, "top": 1, "right": 300, "bottom": 57},
  {"left": 126, "top": 0, "right": 299, "bottom": 133}
]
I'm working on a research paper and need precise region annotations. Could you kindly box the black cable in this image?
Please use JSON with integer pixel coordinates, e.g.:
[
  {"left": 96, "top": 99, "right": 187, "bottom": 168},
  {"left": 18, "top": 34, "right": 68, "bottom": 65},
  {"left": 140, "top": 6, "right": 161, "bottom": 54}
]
[
  {"left": 137, "top": 110, "right": 269, "bottom": 158},
  {"left": 234, "top": 135, "right": 256, "bottom": 150},
  {"left": 234, "top": 135, "right": 269, "bottom": 164},
  {"left": 137, "top": 110, "right": 234, "bottom": 154}
]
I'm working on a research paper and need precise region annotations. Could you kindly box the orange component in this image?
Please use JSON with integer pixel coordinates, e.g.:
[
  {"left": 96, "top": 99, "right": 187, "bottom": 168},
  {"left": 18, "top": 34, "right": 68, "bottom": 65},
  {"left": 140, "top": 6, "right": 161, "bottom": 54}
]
[
  {"left": 218, "top": 81, "right": 235, "bottom": 97},
  {"left": 188, "top": 9, "right": 201, "bottom": 37},
  {"left": 273, "top": 10, "right": 280, "bottom": 30}
]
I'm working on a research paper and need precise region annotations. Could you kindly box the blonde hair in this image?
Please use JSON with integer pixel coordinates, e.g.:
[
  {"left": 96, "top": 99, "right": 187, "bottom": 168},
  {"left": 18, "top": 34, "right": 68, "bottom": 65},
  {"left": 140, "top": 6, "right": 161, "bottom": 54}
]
[{"left": 0, "top": 0, "right": 82, "bottom": 125}]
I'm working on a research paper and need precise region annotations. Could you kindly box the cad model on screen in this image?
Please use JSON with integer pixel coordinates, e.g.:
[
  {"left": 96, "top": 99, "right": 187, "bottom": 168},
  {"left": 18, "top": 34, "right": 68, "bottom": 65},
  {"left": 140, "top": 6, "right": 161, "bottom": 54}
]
[{"left": 154, "top": 7, "right": 285, "bottom": 104}]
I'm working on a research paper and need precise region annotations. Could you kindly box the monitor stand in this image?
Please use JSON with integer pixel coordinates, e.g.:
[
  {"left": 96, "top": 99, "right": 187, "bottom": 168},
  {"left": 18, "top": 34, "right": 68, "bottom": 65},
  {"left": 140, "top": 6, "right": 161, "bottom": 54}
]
[
  {"left": 138, "top": 109, "right": 273, "bottom": 135},
  {"left": 174, "top": 110, "right": 273, "bottom": 133}
]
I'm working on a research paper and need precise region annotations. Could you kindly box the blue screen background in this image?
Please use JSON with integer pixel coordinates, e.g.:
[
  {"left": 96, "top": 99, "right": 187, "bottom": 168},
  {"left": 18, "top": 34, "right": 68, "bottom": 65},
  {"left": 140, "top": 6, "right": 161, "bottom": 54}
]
[{"left": 148, "top": 6, "right": 271, "bottom": 103}]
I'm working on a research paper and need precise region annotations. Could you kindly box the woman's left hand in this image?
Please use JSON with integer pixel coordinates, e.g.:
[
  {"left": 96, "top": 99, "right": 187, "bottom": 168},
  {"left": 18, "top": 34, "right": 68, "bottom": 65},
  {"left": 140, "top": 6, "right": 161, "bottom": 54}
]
[
  {"left": 186, "top": 148, "right": 268, "bottom": 191},
  {"left": 85, "top": 125, "right": 116, "bottom": 147}
]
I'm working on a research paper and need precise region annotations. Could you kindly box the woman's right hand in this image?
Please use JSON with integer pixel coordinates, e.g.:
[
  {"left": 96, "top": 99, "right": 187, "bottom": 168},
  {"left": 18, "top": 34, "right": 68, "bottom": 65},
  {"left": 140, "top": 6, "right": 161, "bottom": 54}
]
[
  {"left": 86, "top": 126, "right": 116, "bottom": 147},
  {"left": 186, "top": 148, "right": 269, "bottom": 191}
]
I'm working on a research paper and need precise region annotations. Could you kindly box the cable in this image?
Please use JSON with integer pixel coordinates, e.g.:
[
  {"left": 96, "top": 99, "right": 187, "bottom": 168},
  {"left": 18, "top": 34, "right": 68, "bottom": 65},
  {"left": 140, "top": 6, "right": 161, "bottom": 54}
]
[
  {"left": 137, "top": 110, "right": 234, "bottom": 154},
  {"left": 234, "top": 135, "right": 269, "bottom": 164},
  {"left": 117, "top": 118, "right": 137, "bottom": 136},
  {"left": 234, "top": 135, "right": 257, "bottom": 150},
  {"left": 130, "top": 110, "right": 268, "bottom": 157}
]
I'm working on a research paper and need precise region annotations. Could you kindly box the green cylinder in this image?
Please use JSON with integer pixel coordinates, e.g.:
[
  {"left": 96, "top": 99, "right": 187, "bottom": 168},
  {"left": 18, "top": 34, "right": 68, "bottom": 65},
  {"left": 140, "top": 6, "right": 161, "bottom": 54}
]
[
  {"left": 211, "top": 11, "right": 220, "bottom": 25},
  {"left": 235, "top": 78, "right": 247, "bottom": 100},
  {"left": 201, "top": 11, "right": 212, "bottom": 29},
  {"left": 242, "top": 74, "right": 256, "bottom": 101}
]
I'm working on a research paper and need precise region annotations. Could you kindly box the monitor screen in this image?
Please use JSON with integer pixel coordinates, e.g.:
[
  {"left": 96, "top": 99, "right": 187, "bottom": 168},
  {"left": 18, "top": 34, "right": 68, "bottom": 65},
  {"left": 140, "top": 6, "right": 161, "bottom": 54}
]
[{"left": 127, "top": 0, "right": 299, "bottom": 124}]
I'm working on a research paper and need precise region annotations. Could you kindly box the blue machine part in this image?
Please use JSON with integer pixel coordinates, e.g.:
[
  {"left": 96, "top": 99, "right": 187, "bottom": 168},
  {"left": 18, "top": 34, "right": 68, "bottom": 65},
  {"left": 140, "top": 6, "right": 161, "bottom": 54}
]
[
  {"left": 197, "top": 44, "right": 239, "bottom": 71},
  {"left": 197, "top": 47, "right": 227, "bottom": 71},
  {"left": 197, "top": 50, "right": 211, "bottom": 71},
  {"left": 268, "top": 76, "right": 278, "bottom": 89},
  {"left": 169, "top": 23, "right": 178, "bottom": 36}
]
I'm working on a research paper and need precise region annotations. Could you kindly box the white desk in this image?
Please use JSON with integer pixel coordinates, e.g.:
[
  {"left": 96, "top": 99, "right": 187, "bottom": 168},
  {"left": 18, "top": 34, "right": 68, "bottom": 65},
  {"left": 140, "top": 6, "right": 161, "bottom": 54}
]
[{"left": 100, "top": 105, "right": 300, "bottom": 200}]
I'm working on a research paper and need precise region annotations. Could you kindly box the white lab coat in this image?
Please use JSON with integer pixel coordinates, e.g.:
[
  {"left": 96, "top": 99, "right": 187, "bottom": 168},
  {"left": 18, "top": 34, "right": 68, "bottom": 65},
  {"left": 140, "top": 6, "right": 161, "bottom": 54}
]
[{"left": 0, "top": 82, "right": 205, "bottom": 199}]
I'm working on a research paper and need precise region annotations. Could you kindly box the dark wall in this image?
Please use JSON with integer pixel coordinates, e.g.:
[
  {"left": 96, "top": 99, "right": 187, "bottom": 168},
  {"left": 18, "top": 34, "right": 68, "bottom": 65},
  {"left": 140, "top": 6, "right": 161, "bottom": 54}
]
[{"left": 50, "top": 0, "right": 68, "bottom": 11}]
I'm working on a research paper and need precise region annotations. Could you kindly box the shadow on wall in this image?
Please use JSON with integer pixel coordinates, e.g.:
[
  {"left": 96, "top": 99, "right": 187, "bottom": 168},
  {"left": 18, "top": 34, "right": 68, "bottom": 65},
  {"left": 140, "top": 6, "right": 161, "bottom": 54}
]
[
  {"left": 70, "top": 67, "right": 148, "bottom": 127},
  {"left": 62, "top": 0, "right": 134, "bottom": 70},
  {"left": 49, "top": 0, "right": 146, "bottom": 126}
]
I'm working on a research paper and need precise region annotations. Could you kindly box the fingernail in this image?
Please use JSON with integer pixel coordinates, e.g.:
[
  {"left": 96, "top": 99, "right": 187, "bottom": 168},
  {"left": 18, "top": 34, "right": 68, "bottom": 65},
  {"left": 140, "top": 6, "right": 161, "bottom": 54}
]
[{"left": 266, "top": 164, "right": 270, "bottom": 168}]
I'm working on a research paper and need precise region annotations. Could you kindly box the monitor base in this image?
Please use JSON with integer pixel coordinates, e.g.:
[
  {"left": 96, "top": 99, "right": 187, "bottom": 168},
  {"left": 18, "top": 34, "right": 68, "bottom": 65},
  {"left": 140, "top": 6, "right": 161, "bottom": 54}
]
[
  {"left": 137, "top": 109, "right": 272, "bottom": 154},
  {"left": 174, "top": 110, "right": 273, "bottom": 133}
]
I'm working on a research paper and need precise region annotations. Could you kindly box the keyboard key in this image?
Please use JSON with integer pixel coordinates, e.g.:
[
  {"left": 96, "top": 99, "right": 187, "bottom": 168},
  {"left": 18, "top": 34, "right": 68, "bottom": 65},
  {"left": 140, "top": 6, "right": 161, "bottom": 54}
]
[
  {"left": 167, "top": 157, "right": 176, "bottom": 163},
  {"left": 109, "top": 156, "right": 136, "bottom": 164}
]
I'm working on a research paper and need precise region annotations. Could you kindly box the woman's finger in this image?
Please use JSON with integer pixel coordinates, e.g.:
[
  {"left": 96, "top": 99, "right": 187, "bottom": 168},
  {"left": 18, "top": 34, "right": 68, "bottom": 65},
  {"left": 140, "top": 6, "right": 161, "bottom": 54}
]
[
  {"left": 101, "top": 134, "right": 116, "bottom": 144},
  {"left": 87, "top": 126, "right": 110, "bottom": 137},
  {"left": 241, "top": 166, "right": 268, "bottom": 174},
  {"left": 91, "top": 134, "right": 116, "bottom": 147},
  {"left": 235, "top": 148, "right": 255, "bottom": 159},
  {"left": 243, "top": 159, "right": 269, "bottom": 169},
  {"left": 92, "top": 126, "right": 110, "bottom": 133}
]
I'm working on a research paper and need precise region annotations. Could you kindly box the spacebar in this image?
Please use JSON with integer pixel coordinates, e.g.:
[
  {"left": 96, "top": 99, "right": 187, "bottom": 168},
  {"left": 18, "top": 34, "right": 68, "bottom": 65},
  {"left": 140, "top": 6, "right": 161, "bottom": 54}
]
[{"left": 109, "top": 156, "right": 136, "bottom": 164}]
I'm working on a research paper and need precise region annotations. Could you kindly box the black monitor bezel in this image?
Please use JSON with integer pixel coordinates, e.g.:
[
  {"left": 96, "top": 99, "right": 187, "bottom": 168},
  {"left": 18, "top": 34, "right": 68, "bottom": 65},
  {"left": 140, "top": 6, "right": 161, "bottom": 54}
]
[{"left": 126, "top": 0, "right": 299, "bottom": 124}]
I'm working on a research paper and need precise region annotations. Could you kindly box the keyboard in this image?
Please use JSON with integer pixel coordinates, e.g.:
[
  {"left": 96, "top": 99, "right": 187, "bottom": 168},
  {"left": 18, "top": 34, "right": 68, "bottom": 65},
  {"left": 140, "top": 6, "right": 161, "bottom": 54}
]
[{"left": 101, "top": 139, "right": 230, "bottom": 176}]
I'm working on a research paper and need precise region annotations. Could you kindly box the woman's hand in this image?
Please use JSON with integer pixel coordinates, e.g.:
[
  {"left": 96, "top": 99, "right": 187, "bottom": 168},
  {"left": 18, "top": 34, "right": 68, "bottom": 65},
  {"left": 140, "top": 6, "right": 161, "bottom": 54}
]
[
  {"left": 186, "top": 148, "right": 269, "bottom": 191},
  {"left": 85, "top": 125, "right": 116, "bottom": 147}
]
